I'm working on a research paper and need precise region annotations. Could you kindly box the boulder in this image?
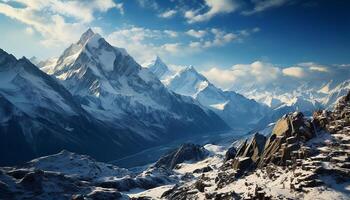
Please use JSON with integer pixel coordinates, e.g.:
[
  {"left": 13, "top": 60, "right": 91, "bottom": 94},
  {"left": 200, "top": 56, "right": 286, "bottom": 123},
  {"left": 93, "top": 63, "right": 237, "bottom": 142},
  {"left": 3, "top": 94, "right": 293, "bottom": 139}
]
[
  {"left": 224, "top": 146, "right": 237, "bottom": 162},
  {"left": 272, "top": 116, "right": 291, "bottom": 137},
  {"left": 193, "top": 166, "right": 213, "bottom": 174},
  {"left": 231, "top": 133, "right": 266, "bottom": 173},
  {"left": 86, "top": 189, "right": 123, "bottom": 200},
  {"left": 232, "top": 157, "right": 253, "bottom": 174},
  {"left": 236, "top": 133, "right": 266, "bottom": 163},
  {"left": 154, "top": 143, "right": 209, "bottom": 169}
]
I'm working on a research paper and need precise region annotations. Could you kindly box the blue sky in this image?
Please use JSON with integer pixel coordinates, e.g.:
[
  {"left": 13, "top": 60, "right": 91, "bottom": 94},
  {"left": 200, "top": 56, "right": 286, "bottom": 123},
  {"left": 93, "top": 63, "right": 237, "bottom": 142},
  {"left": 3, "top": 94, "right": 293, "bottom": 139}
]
[{"left": 0, "top": 0, "right": 349, "bottom": 89}]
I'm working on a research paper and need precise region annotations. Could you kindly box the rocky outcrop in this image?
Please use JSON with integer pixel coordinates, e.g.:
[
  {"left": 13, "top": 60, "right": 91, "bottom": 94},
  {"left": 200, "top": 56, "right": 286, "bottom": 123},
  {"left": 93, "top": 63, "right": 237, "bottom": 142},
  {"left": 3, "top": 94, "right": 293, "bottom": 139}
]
[
  {"left": 231, "top": 133, "right": 266, "bottom": 175},
  {"left": 154, "top": 143, "right": 209, "bottom": 169},
  {"left": 224, "top": 146, "right": 237, "bottom": 162},
  {"left": 229, "top": 111, "right": 316, "bottom": 175}
]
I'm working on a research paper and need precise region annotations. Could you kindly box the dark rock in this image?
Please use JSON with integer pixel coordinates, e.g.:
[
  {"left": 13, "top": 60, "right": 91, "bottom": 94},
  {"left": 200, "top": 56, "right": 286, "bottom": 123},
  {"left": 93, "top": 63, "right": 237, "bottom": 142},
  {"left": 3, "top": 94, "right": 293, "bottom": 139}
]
[
  {"left": 0, "top": 181, "right": 13, "bottom": 199},
  {"left": 224, "top": 146, "right": 237, "bottom": 162},
  {"left": 19, "top": 170, "right": 44, "bottom": 193},
  {"left": 130, "top": 197, "right": 152, "bottom": 200},
  {"left": 154, "top": 143, "right": 209, "bottom": 169},
  {"left": 86, "top": 189, "right": 123, "bottom": 200},
  {"left": 233, "top": 157, "right": 253, "bottom": 175},
  {"left": 236, "top": 133, "right": 266, "bottom": 164},
  {"left": 7, "top": 169, "right": 30, "bottom": 179},
  {"left": 194, "top": 180, "right": 206, "bottom": 192},
  {"left": 72, "top": 194, "right": 84, "bottom": 200},
  {"left": 193, "top": 166, "right": 213, "bottom": 174}
]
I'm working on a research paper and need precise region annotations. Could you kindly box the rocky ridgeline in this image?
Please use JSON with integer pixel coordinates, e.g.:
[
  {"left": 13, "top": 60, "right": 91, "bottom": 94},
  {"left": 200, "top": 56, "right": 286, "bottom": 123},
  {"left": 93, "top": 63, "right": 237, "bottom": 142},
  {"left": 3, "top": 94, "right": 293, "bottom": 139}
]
[{"left": 162, "top": 91, "right": 350, "bottom": 200}]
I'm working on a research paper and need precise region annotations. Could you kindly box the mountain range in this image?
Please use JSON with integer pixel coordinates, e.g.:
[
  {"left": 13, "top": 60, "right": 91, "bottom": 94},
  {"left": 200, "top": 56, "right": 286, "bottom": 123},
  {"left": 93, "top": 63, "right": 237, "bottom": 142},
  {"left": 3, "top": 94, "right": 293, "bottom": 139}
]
[
  {"left": 145, "top": 59, "right": 269, "bottom": 129},
  {"left": 0, "top": 29, "right": 228, "bottom": 165}
]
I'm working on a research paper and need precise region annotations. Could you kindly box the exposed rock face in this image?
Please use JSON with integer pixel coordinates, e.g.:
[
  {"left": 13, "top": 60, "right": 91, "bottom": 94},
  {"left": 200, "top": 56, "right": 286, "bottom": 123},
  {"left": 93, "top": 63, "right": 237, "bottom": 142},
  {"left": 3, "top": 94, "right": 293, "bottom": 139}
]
[
  {"left": 224, "top": 146, "right": 237, "bottom": 162},
  {"left": 154, "top": 143, "right": 209, "bottom": 169},
  {"left": 229, "top": 112, "right": 316, "bottom": 175},
  {"left": 232, "top": 133, "right": 266, "bottom": 174}
]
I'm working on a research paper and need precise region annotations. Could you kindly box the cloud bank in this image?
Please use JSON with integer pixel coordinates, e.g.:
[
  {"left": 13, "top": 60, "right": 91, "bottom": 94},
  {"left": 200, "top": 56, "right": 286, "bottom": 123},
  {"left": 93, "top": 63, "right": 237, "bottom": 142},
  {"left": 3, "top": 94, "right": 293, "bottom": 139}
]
[{"left": 201, "top": 61, "right": 350, "bottom": 91}]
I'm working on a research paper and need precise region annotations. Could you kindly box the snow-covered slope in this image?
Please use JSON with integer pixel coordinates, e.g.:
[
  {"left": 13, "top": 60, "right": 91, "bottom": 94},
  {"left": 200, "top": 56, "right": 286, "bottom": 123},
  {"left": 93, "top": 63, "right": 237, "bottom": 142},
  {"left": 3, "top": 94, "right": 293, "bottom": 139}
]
[
  {"left": 162, "top": 65, "right": 269, "bottom": 129},
  {"left": 23, "top": 150, "right": 130, "bottom": 181},
  {"left": 0, "top": 48, "right": 153, "bottom": 166},
  {"left": 46, "top": 29, "right": 229, "bottom": 140},
  {"left": 320, "top": 80, "right": 350, "bottom": 108}
]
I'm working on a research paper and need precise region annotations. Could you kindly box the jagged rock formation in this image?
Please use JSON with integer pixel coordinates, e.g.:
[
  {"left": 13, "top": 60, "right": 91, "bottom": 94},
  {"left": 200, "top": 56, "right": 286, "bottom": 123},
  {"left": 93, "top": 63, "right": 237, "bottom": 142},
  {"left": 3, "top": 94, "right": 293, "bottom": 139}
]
[
  {"left": 230, "top": 111, "right": 316, "bottom": 176},
  {"left": 154, "top": 143, "right": 209, "bottom": 169}
]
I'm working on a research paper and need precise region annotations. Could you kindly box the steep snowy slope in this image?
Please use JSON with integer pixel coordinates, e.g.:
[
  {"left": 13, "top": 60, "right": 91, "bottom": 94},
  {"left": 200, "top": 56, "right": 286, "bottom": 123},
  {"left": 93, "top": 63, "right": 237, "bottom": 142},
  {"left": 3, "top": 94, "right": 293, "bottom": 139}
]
[
  {"left": 46, "top": 29, "right": 229, "bottom": 139},
  {"left": 320, "top": 80, "right": 350, "bottom": 108},
  {"left": 0, "top": 48, "right": 158, "bottom": 166},
  {"left": 163, "top": 66, "right": 269, "bottom": 129}
]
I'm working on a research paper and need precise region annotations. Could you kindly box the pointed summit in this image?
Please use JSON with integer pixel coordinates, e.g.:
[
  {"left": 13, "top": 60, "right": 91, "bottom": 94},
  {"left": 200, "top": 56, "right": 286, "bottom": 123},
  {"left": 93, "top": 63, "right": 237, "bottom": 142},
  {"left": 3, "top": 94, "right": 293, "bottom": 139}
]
[
  {"left": 148, "top": 56, "right": 170, "bottom": 79},
  {"left": 180, "top": 65, "right": 207, "bottom": 82},
  {"left": 78, "top": 28, "right": 95, "bottom": 46}
]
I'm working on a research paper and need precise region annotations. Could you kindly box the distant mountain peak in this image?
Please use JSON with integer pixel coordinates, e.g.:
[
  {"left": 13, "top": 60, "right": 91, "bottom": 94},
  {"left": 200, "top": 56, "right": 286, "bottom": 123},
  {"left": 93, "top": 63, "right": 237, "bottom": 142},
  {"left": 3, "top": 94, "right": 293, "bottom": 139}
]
[
  {"left": 179, "top": 65, "right": 208, "bottom": 82},
  {"left": 147, "top": 55, "right": 170, "bottom": 79}
]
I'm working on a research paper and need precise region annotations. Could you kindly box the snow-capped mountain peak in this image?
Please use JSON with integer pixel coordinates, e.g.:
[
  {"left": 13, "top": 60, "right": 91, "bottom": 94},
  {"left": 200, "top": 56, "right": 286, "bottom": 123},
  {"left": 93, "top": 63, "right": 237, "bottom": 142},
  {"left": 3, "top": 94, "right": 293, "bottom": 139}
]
[
  {"left": 77, "top": 28, "right": 96, "bottom": 46},
  {"left": 144, "top": 55, "right": 172, "bottom": 82},
  {"left": 168, "top": 65, "right": 210, "bottom": 97},
  {"left": 165, "top": 63, "right": 269, "bottom": 129}
]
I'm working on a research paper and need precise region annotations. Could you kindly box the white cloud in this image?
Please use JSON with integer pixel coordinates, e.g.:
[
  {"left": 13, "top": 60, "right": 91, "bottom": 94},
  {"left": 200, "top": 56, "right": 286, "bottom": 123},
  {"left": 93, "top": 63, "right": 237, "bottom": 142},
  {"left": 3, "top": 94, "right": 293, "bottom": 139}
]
[
  {"left": 186, "top": 29, "right": 207, "bottom": 38},
  {"left": 159, "top": 9, "right": 177, "bottom": 18},
  {"left": 137, "top": 0, "right": 158, "bottom": 10},
  {"left": 24, "top": 26, "right": 34, "bottom": 35},
  {"left": 107, "top": 26, "right": 258, "bottom": 64},
  {"left": 164, "top": 30, "right": 178, "bottom": 38},
  {"left": 188, "top": 28, "right": 258, "bottom": 49},
  {"left": 282, "top": 66, "right": 306, "bottom": 78},
  {"left": 185, "top": 0, "right": 240, "bottom": 23},
  {"left": 201, "top": 61, "right": 350, "bottom": 91},
  {"left": 0, "top": 0, "right": 121, "bottom": 47},
  {"left": 107, "top": 27, "right": 162, "bottom": 63},
  {"left": 202, "top": 61, "right": 282, "bottom": 89},
  {"left": 243, "top": 0, "right": 289, "bottom": 15},
  {"left": 201, "top": 67, "right": 238, "bottom": 89},
  {"left": 161, "top": 43, "right": 182, "bottom": 54},
  {"left": 298, "top": 62, "right": 329, "bottom": 72}
]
